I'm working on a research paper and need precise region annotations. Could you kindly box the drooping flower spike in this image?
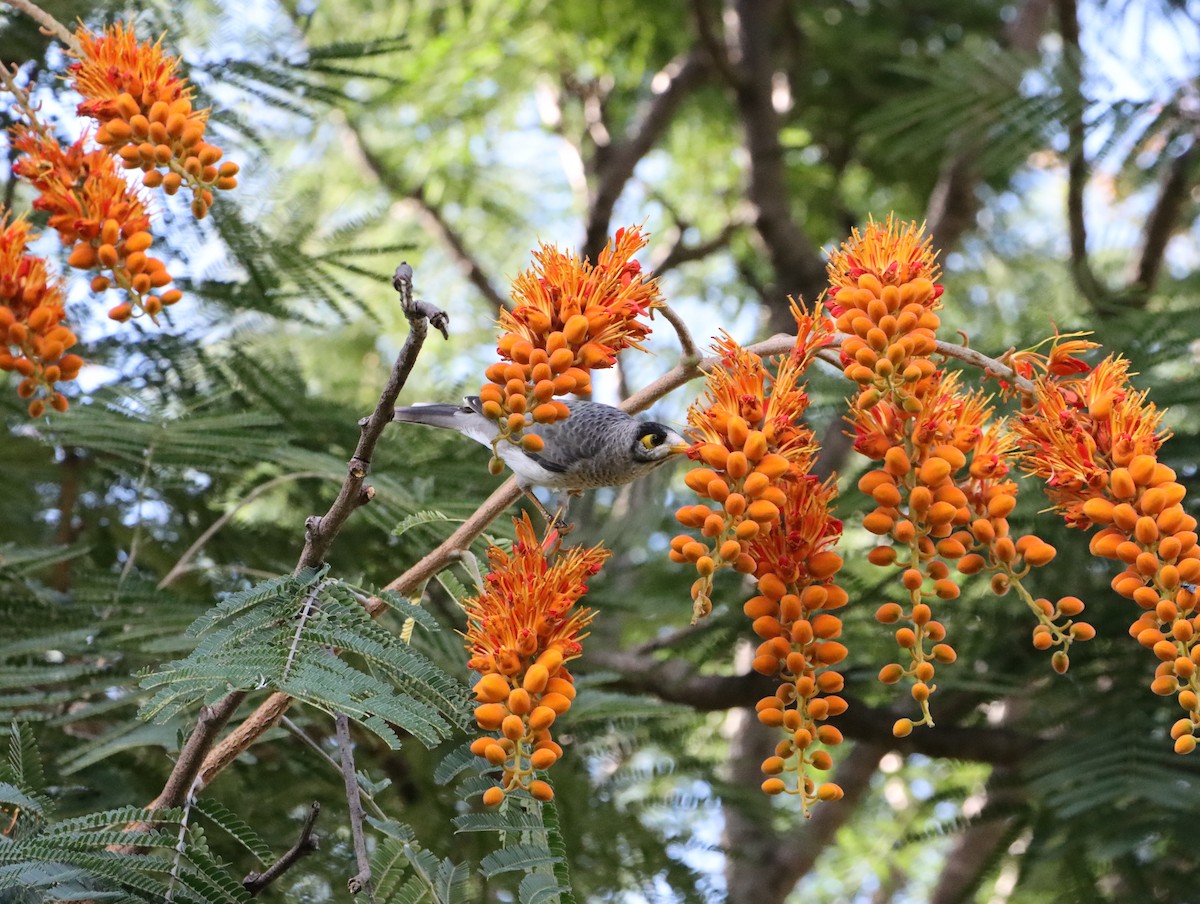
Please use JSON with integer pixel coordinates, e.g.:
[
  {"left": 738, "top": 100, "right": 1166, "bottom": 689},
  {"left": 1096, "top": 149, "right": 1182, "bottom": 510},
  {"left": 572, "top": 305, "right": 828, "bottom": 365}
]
[
  {"left": 464, "top": 514, "right": 609, "bottom": 804},
  {"left": 1012, "top": 356, "right": 1200, "bottom": 751},
  {"left": 673, "top": 302, "right": 848, "bottom": 809},
  {"left": 70, "top": 22, "right": 238, "bottom": 219},
  {"left": 12, "top": 127, "right": 180, "bottom": 321},
  {"left": 0, "top": 215, "right": 81, "bottom": 415}
]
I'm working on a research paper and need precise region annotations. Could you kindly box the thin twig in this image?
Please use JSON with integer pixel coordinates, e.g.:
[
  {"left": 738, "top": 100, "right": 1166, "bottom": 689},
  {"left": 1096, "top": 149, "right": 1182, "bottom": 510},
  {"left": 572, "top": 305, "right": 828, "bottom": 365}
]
[
  {"left": 281, "top": 717, "right": 388, "bottom": 820},
  {"left": 656, "top": 302, "right": 700, "bottom": 364},
  {"left": 243, "top": 802, "right": 321, "bottom": 896},
  {"left": 0, "top": 0, "right": 80, "bottom": 54},
  {"left": 298, "top": 264, "right": 448, "bottom": 570},
  {"left": 110, "top": 692, "right": 249, "bottom": 851},
  {"left": 49, "top": 448, "right": 82, "bottom": 592},
  {"left": 159, "top": 471, "right": 331, "bottom": 589},
  {"left": 114, "top": 442, "right": 156, "bottom": 603},
  {"left": 151, "top": 693, "right": 248, "bottom": 810},
  {"left": 336, "top": 713, "right": 375, "bottom": 900}
]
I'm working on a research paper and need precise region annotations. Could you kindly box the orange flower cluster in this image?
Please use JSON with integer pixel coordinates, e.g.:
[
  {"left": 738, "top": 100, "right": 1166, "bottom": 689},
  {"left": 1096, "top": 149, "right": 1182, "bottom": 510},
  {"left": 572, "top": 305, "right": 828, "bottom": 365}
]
[
  {"left": 0, "top": 17, "right": 236, "bottom": 414},
  {"left": 0, "top": 216, "right": 81, "bottom": 415},
  {"left": 830, "top": 217, "right": 942, "bottom": 413},
  {"left": 1012, "top": 355, "right": 1200, "bottom": 752},
  {"left": 478, "top": 226, "right": 661, "bottom": 468},
  {"left": 71, "top": 23, "right": 238, "bottom": 219},
  {"left": 670, "top": 303, "right": 828, "bottom": 623},
  {"left": 464, "top": 515, "right": 610, "bottom": 804},
  {"left": 672, "top": 306, "right": 848, "bottom": 806},
  {"left": 747, "top": 476, "right": 849, "bottom": 809},
  {"left": 12, "top": 128, "right": 180, "bottom": 322},
  {"left": 833, "top": 219, "right": 1076, "bottom": 734}
]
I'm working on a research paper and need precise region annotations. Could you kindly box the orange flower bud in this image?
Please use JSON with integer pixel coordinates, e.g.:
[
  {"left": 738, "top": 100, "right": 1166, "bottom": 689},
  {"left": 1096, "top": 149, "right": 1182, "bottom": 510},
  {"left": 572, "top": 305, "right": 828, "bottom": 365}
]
[
  {"left": 700, "top": 444, "right": 729, "bottom": 470},
  {"left": 1152, "top": 676, "right": 1179, "bottom": 696},
  {"left": 761, "top": 777, "right": 786, "bottom": 795},
  {"left": 808, "top": 551, "right": 842, "bottom": 580},
  {"left": 726, "top": 416, "right": 749, "bottom": 448},
  {"left": 475, "top": 703, "right": 507, "bottom": 730},
  {"left": 540, "top": 693, "right": 572, "bottom": 715},
  {"left": 750, "top": 572, "right": 785, "bottom": 602},
  {"left": 528, "top": 780, "right": 555, "bottom": 801},
  {"left": 876, "top": 602, "right": 902, "bottom": 623},
  {"left": 563, "top": 313, "right": 590, "bottom": 344},
  {"left": 1023, "top": 543, "right": 1057, "bottom": 567},
  {"left": 743, "top": 430, "right": 768, "bottom": 460},
  {"left": 756, "top": 454, "right": 790, "bottom": 479},
  {"left": 528, "top": 706, "right": 557, "bottom": 731},
  {"left": 1110, "top": 469, "right": 1137, "bottom": 499},
  {"left": 748, "top": 499, "right": 780, "bottom": 523},
  {"left": 726, "top": 451, "right": 750, "bottom": 479},
  {"left": 735, "top": 520, "right": 760, "bottom": 540},
  {"left": 1070, "top": 623, "right": 1096, "bottom": 641},
  {"left": 474, "top": 673, "right": 510, "bottom": 703}
]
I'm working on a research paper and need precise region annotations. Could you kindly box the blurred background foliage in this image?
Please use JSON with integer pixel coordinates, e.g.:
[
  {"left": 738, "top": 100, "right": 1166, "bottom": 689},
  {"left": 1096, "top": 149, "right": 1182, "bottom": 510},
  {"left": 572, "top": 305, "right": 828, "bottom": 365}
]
[{"left": 2, "top": 0, "right": 1199, "bottom": 901}]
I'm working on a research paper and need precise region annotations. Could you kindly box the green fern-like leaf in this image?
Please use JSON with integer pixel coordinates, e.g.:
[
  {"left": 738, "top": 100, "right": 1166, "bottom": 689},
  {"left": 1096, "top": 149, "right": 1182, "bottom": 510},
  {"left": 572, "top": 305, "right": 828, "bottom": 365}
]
[{"left": 194, "top": 798, "right": 273, "bottom": 865}]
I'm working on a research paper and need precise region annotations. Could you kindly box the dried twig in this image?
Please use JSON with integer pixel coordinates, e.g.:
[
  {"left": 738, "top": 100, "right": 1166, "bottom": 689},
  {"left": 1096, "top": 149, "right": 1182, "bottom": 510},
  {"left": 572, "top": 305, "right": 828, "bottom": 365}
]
[
  {"left": 656, "top": 303, "right": 700, "bottom": 364},
  {"left": 243, "top": 802, "right": 321, "bottom": 896},
  {"left": 0, "top": 0, "right": 81, "bottom": 54},
  {"left": 336, "top": 713, "right": 375, "bottom": 899},
  {"left": 150, "top": 694, "right": 247, "bottom": 810},
  {"left": 298, "top": 264, "right": 448, "bottom": 570}
]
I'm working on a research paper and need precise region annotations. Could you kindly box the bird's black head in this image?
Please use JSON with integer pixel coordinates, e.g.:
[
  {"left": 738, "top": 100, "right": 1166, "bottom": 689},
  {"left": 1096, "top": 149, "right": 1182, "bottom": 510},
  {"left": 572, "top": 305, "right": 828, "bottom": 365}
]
[{"left": 632, "top": 422, "right": 691, "bottom": 463}]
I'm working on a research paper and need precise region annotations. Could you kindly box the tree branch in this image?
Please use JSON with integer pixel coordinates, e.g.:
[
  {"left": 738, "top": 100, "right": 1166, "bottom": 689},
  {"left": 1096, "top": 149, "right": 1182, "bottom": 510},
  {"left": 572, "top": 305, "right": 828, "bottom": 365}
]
[
  {"left": 929, "top": 767, "right": 1023, "bottom": 904},
  {"left": 49, "top": 448, "right": 83, "bottom": 592},
  {"left": 1131, "top": 132, "right": 1200, "bottom": 300},
  {"left": 149, "top": 693, "right": 247, "bottom": 811},
  {"left": 0, "top": 0, "right": 80, "bottom": 54},
  {"left": 244, "top": 802, "right": 321, "bottom": 896},
  {"left": 582, "top": 47, "right": 711, "bottom": 259},
  {"left": 148, "top": 267, "right": 443, "bottom": 814},
  {"left": 923, "top": 0, "right": 1052, "bottom": 253},
  {"left": 586, "top": 648, "right": 1038, "bottom": 765},
  {"left": 336, "top": 713, "right": 375, "bottom": 899},
  {"left": 728, "top": 0, "right": 828, "bottom": 331},
  {"left": 1057, "top": 0, "right": 1104, "bottom": 307}
]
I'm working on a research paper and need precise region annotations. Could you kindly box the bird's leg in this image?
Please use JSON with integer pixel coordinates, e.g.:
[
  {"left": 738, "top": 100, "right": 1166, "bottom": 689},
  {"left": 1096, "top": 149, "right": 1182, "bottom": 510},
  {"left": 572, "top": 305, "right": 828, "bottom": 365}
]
[{"left": 521, "top": 488, "right": 573, "bottom": 535}]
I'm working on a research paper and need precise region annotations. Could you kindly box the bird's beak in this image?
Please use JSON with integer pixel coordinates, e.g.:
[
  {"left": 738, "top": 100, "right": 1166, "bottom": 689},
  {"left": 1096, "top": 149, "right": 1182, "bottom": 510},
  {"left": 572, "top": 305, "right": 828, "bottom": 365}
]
[{"left": 669, "top": 442, "right": 693, "bottom": 455}]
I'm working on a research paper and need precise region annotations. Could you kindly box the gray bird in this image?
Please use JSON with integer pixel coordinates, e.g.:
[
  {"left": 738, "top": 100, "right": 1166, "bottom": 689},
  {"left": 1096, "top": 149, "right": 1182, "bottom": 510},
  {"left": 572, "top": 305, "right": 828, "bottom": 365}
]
[{"left": 392, "top": 397, "right": 690, "bottom": 525}]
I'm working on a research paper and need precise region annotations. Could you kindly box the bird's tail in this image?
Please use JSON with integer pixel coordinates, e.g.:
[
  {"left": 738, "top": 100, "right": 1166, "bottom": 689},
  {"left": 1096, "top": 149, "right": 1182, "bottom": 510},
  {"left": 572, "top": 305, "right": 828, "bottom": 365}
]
[{"left": 392, "top": 404, "right": 470, "bottom": 430}]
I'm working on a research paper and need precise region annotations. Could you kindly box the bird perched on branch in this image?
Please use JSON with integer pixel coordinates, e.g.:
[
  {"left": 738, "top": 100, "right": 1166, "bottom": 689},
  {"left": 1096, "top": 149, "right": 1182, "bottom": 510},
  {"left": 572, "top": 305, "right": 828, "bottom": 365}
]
[{"left": 392, "top": 397, "right": 690, "bottom": 526}]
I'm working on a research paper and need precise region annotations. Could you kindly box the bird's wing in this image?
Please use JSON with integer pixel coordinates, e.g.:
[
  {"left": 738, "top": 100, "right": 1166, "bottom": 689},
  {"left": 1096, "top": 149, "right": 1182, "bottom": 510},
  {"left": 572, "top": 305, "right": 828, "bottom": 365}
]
[{"left": 518, "top": 402, "right": 614, "bottom": 475}]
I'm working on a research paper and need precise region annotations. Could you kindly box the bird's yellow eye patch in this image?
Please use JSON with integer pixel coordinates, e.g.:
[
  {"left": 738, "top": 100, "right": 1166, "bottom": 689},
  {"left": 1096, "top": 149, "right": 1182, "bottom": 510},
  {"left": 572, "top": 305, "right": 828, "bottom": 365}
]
[{"left": 641, "top": 434, "right": 657, "bottom": 449}]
